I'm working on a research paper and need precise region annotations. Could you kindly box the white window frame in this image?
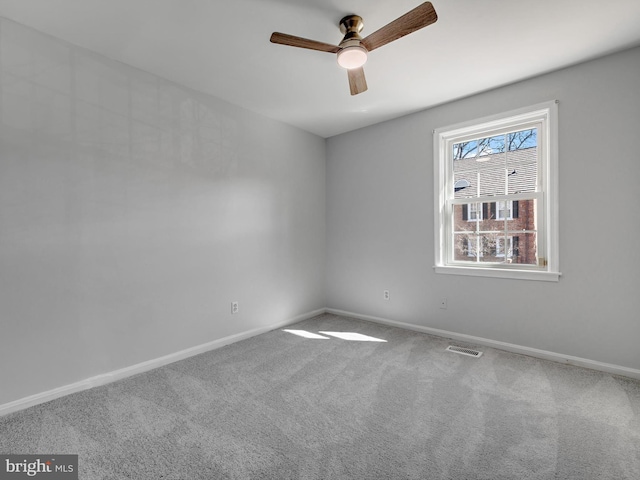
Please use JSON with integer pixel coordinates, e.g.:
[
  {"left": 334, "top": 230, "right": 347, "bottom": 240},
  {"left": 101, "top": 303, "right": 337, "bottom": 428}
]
[
  {"left": 467, "top": 202, "right": 482, "bottom": 221},
  {"left": 495, "top": 236, "right": 513, "bottom": 258},
  {"left": 496, "top": 200, "right": 512, "bottom": 220},
  {"left": 433, "top": 101, "right": 560, "bottom": 282}
]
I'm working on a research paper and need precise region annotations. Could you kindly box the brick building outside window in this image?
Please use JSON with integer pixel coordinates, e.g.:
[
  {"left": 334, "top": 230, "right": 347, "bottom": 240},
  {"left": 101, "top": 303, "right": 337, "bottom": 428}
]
[{"left": 452, "top": 146, "right": 538, "bottom": 265}]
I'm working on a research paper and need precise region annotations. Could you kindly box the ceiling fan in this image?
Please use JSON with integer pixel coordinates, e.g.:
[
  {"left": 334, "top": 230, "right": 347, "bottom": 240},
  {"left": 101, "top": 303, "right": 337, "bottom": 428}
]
[{"left": 270, "top": 2, "right": 438, "bottom": 96}]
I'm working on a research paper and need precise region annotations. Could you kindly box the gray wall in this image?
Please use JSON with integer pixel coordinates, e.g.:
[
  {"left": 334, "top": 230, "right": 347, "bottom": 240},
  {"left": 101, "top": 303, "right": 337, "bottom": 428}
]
[
  {"left": 326, "top": 46, "right": 640, "bottom": 371},
  {"left": 0, "top": 19, "right": 326, "bottom": 405},
  {"left": 2, "top": 17, "right": 639, "bottom": 408}
]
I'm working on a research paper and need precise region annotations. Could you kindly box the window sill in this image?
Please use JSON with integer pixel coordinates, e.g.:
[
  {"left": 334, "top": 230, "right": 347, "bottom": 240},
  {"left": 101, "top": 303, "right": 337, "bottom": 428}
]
[{"left": 433, "top": 265, "right": 561, "bottom": 282}]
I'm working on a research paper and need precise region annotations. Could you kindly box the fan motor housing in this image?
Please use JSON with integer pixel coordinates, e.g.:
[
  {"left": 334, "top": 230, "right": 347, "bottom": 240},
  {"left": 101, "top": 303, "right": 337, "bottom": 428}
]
[{"left": 339, "top": 15, "right": 364, "bottom": 42}]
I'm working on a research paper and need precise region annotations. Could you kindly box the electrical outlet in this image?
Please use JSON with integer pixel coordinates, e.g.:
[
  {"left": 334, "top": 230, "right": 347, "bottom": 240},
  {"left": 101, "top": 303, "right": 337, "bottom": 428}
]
[
  {"left": 231, "top": 301, "right": 239, "bottom": 314},
  {"left": 383, "top": 290, "right": 390, "bottom": 301},
  {"left": 439, "top": 298, "right": 447, "bottom": 310}
]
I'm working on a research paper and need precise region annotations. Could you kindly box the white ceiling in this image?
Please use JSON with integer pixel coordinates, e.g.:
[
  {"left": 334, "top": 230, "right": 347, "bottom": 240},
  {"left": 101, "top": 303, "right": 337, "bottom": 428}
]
[{"left": 0, "top": 0, "right": 639, "bottom": 138}]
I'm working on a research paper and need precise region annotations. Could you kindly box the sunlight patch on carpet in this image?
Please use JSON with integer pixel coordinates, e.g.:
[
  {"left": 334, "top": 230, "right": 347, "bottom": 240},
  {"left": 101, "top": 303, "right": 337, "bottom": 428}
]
[
  {"left": 283, "top": 330, "right": 330, "bottom": 339},
  {"left": 319, "top": 332, "right": 387, "bottom": 342}
]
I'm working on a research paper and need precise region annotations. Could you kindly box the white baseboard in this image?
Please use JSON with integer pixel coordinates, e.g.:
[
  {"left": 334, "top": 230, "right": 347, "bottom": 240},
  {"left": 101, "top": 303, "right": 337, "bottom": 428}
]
[
  {"left": 326, "top": 308, "right": 640, "bottom": 380},
  {"left": 0, "top": 308, "right": 324, "bottom": 418},
  {"left": 4, "top": 306, "right": 637, "bottom": 418}
]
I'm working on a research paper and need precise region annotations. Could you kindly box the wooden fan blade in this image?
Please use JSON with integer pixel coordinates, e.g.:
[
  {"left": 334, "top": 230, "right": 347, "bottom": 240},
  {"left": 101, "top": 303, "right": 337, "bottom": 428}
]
[
  {"left": 361, "top": 2, "right": 437, "bottom": 52},
  {"left": 347, "top": 67, "right": 368, "bottom": 96},
  {"left": 270, "top": 32, "right": 340, "bottom": 53}
]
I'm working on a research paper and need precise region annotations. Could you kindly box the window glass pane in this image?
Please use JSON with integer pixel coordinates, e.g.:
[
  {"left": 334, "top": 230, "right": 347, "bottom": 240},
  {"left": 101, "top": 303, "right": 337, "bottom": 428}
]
[
  {"left": 454, "top": 199, "right": 536, "bottom": 231},
  {"left": 453, "top": 202, "right": 498, "bottom": 232},
  {"left": 453, "top": 171, "right": 474, "bottom": 198},
  {"left": 452, "top": 198, "right": 538, "bottom": 265},
  {"left": 496, "top": 201, "right": 512, "bottom": 220},
  {"left": 478, "top": 232, "right": 502, "bottom": 263},
  {"left": 454, "top": 135, "right": 506, "bottom": 197},
  {"left": 453, "top": 139, "right": 480, "bottom": 159},
  {"left": 509, "top": 198, "right": 536, "bottom": 229},
  {"left": 478, "top": 203, "right": 498, "bottom": 230},
  {"left": 506, "top": 148, "right": 537, "bottom": 194},
  {"left": 487, "top": 135, "right": 506, "bottom": 155},
  {"left": 495, "top": 236, "right": 510, "bottom": 257},
  {"left": 453, "top": 233, "right": 481, "bottom": 261},
  {"left": 477, "top": 162, "right": 505, "bottom": 197},
  {"left": 453, "top": 203, "right": 477, "bottom": 232},
  {"left": 507, "top": 232, "right": 538, "bottom": 265},
  {"left": 453, "top": 233, "right": 511, "bottom": 263},
  {"left": 454, "top": 128, "right": 539, "bottom": 197},
  {"left": 508, "top": 128, "right": 537, "bottom": 151},
  {"left": 453, "top": 134, "right": 507, "bottom": 160}
]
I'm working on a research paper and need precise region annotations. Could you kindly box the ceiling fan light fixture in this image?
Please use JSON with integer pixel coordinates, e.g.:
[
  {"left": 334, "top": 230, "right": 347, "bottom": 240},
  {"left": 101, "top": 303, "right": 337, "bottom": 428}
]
[
  {"left": 270, "top": 2, "right": 438, "bottom": 94},
  {"left": 337, "top": 45, "right": 368, "bottom": 69}
]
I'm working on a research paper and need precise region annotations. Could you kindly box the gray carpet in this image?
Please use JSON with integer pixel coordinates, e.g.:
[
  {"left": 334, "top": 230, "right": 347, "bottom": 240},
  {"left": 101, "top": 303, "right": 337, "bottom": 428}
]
[{"left": 1, "top": 313, "right": 639, "bottom": 479}]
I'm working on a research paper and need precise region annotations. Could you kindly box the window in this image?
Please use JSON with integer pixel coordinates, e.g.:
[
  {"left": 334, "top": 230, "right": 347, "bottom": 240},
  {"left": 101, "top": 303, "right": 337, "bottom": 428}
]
[
  {"left": 495, "top": 236, "right": 514, "bottom": 258},
  {"left": 466, "top": 202, "right": 482, "bottom": 221},
  {"left": 464, "top": 236, "right": 484, "bottom": 257},
  {"left": 433, "top": 101, "right": 560, "bottom": 281},
  {"left": 496, "top": 200, "right": 513, "bottom": 220}
]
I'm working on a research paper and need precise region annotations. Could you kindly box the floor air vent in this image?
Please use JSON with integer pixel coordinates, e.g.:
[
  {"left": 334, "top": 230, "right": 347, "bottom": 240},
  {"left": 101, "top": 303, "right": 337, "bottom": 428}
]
[{"left": 446, "top": 345, "right": 483, "bottom": 358}]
